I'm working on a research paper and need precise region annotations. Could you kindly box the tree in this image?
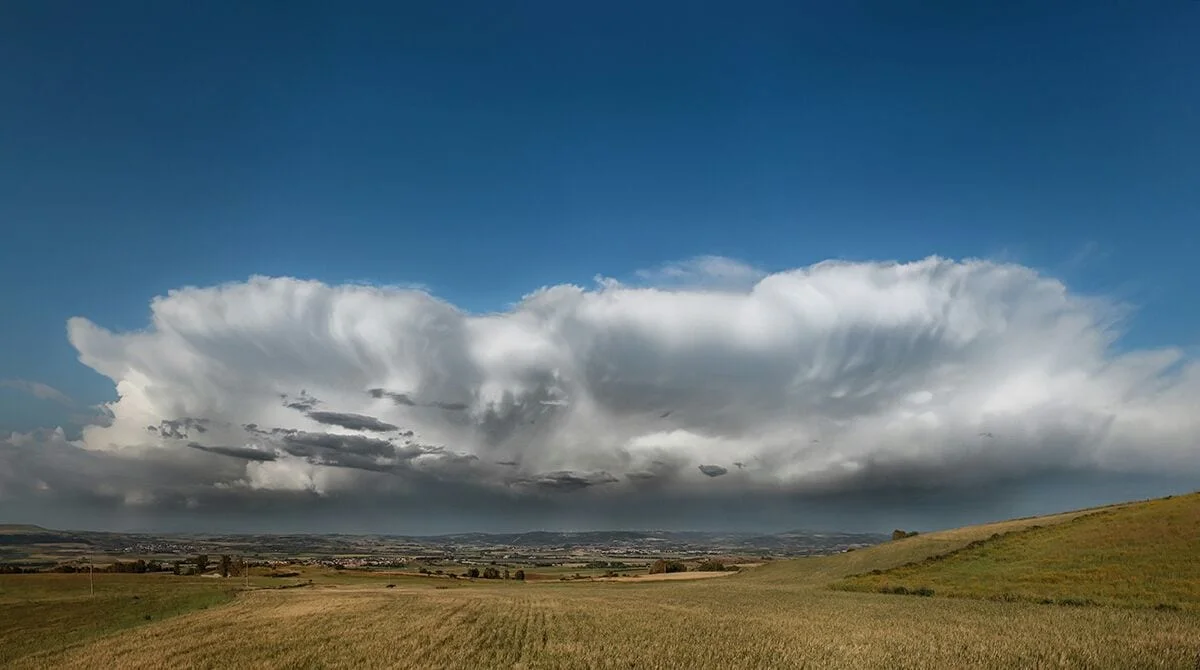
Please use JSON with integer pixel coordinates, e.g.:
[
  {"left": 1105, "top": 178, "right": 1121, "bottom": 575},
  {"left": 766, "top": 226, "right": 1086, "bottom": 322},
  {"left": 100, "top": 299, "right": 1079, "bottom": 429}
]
[
  {"left": 467, "top": 567, "right": 480, "bottom": 579},
  {"left": 195, "top": 554, "right": 210, "bottom": 574},
  {"left": 219, "top": 555, "right": 231, "bottom": 578},
  {"left": 649, "top": 559, "right": 686, "bottom": 574},
  {"left": 482, "top": 567, "right": 500, "bottom": 579},
  {"left": 514, "top": 569, "right": 525, "bottom": 581},
  {"left": 695, "top": 559, "right": 726, "bottom": 572},
  {"left": 503, "top": 569, "right": 510, "bottom": 580}
]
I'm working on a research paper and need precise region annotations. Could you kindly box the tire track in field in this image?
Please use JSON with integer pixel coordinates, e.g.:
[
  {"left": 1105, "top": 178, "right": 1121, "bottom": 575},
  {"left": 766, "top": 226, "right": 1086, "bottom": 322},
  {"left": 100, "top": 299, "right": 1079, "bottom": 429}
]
[{"left": 403, "top": 596, "right": 480, "bottom": 668}]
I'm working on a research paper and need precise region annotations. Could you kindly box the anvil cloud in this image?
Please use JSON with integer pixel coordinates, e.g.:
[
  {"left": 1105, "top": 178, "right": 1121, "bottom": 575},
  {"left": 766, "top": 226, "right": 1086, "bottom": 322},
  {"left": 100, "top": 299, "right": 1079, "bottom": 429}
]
[{"left": 2, "top": 256, "right": 1197, "bottom": 530}]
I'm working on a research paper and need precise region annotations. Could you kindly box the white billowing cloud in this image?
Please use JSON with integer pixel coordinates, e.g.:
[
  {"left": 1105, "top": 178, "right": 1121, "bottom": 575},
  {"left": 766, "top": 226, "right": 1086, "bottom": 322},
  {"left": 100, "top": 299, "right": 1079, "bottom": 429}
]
[
  {"left": 243, "top": 456, "right": 325, "bottom": 494},
  {"left": 56, "top": 256, "right": 1199, "bottom": 500}
]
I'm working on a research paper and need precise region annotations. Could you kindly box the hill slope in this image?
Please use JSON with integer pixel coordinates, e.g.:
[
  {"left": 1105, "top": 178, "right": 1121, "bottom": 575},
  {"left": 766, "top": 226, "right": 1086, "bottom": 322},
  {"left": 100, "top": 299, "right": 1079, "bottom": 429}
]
[
  {"left": 835, "top": 492, "right": 1200, "bottom": 610},
  {"left": 746, "top": 502, "right": 1121, "bottom": 586}
]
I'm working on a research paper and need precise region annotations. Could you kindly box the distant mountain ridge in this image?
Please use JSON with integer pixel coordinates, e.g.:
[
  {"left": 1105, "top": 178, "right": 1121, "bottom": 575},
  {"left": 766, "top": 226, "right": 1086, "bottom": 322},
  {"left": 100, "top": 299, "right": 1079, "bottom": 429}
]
[{"left": 0, "top": 523, "right": 885, "bottom": 555}]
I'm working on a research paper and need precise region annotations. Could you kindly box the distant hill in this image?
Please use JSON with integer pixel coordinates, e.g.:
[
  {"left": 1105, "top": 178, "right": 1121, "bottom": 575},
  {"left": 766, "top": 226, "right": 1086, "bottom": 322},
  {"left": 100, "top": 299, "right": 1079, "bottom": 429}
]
[
  {"left": 0, "top": 524, "right": 90, "bottom": 546},
  {"left": 831, "top": 492, "right": 1200, "bottom": 610},
  {"left": 0, "top": 524, "right": 51, "bottom": 534}
]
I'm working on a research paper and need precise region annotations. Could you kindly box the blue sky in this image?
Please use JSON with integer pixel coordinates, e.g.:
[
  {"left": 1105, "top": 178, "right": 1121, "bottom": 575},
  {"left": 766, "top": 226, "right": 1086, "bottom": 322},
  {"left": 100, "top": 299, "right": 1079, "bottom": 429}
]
[{"left": 2, "top": 1, "right": 1197, "bottom": 429}]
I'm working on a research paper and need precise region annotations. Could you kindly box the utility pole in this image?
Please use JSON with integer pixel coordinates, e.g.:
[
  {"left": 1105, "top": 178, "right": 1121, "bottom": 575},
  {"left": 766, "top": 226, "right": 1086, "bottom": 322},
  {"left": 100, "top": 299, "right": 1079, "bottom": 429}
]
[
  {"left": 244, "top": 556, "right": 249, "bottom": 589},
  {"left": 88, "top": 559, "right": 94, "bottom": 597}
]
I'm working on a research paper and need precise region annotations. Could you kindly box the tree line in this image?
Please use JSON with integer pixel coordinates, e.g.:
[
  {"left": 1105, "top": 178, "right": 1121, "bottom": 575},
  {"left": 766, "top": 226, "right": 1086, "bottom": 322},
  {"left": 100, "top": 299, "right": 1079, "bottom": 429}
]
[{"left": 418, "top": 566, "right": 526, "bottom": 580}]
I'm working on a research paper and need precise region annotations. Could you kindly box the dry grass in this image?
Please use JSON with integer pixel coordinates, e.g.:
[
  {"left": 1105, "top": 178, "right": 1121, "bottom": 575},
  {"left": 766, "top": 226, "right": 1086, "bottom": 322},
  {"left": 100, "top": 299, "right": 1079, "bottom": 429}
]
[
  {"left": 12, "top": 578, "right": 1199, "bottom": 669},
  {"left": 6, "top": 495, "right": 1200, "bottom": 669}
]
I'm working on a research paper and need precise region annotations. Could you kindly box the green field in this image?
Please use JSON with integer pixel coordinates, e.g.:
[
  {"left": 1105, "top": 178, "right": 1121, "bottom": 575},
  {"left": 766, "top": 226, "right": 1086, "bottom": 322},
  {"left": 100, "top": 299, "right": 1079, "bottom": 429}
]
[
  {"left": 0, "top": 573, "right": 237, "bottom": 666},
  {"left": 3, "top": 494, "right": 1199, "bottom": 669}
]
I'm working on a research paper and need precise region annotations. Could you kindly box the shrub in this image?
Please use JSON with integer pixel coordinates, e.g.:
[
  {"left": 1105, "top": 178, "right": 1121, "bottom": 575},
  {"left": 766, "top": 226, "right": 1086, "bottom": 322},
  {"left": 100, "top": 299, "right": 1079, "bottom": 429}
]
[
  {"left": 695, "top": 559, "right": 726, "bottom": 572},
  {"left": 891, "top": 530, "right": 919, "bottom": 541},
  {"left": 467, "top": 568, "right": 480, "bottom": 579},
  {"left": 514, "top": 569, "right": 525, "bottom": 581}
]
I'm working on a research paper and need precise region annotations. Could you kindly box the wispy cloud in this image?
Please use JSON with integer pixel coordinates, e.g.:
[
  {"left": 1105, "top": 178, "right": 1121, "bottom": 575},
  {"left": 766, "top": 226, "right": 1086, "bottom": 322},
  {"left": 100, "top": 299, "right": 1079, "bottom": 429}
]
[
  {"left": 0, "top": 379, "right": 73, "bottom": 406},
  {"left": 633, "top": 255, "right": 766, "bottom": 289}
]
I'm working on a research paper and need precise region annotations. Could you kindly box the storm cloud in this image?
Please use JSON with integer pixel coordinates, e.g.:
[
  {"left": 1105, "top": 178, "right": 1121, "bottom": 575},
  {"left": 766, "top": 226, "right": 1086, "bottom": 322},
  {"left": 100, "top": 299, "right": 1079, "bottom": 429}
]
[
  {"left": 186, "top": 442, "right": 277, "bottom": 462},
  {"left": 304, "top": 411, "right": 399, "bottom": 432},
  {"left": 514, "top": 470, "right": 620, "bottom": 493},
  {"left": 2, "top": 255, "right": 1195, "bottom": 529}
]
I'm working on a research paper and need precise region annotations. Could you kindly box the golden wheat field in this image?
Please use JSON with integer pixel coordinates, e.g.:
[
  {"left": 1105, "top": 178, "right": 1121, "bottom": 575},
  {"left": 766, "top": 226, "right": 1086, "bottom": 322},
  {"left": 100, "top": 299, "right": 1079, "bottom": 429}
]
[{"left": 6, "top": 495, "right": 1200, "bottom": 669}]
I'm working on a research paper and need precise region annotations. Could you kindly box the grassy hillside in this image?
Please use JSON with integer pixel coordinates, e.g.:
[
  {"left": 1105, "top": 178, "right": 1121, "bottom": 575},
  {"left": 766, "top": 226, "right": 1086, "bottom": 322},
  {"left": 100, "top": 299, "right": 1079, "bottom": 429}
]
[
  {"left": 837, "top": 492, "right": 1200, "bottom": 610},
  {"left": 747, "top": 502, "right": 1119, "bottom": 586}
]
